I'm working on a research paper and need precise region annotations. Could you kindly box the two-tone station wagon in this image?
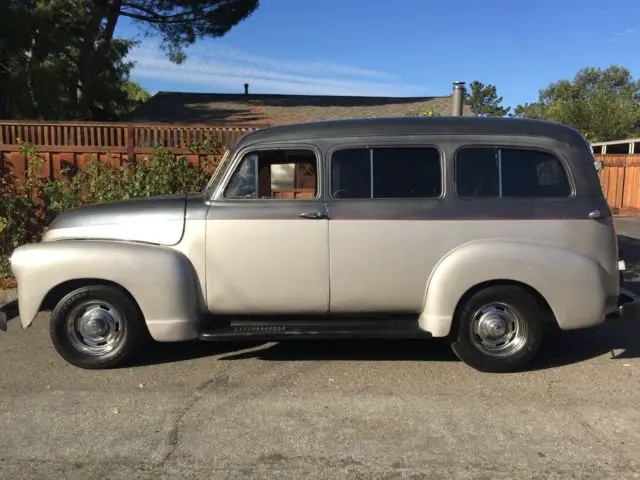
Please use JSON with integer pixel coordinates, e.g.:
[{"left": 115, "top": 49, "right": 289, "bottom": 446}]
[{"left": 1, "top": 116, "right": 633, "bottom": 372}]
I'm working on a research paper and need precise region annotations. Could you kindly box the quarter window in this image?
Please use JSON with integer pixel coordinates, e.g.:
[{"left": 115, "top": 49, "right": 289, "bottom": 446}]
[
  {"left": 455, "top": 146, "right": 571, "bottom": 198},
  {"left": 225, "top": 149, "right": 318, "bottom": 199},
  {"left": 331, "top": 147, "right": 442, "bottom": 199}
]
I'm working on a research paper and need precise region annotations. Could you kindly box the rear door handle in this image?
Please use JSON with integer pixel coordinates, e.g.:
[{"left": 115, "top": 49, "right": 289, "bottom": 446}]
[{"left": 299, "top": 211, "right": 328, "bottom": 219}]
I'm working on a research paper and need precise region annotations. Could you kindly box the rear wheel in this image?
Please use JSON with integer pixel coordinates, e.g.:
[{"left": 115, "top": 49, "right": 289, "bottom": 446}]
[
  {"left": 49, "top": 285, "right": 145, "bottom": 369},
  {"left": 450, "top": 285, "right": 545, "bottom": 373}
]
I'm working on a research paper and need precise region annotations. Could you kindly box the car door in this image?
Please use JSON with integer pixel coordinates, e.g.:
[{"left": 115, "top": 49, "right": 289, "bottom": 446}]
[
  {"left": 325, "top": 143, "right": 446, "bottom": 313},
  {"left": 204, "top": 144, "right": 330, "bottom": 314}
]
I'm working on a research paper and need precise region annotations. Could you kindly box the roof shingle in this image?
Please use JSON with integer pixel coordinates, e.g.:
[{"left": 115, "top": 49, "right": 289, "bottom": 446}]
[{"left": 126, "top": 92, "right": 472, "bottom": 125}]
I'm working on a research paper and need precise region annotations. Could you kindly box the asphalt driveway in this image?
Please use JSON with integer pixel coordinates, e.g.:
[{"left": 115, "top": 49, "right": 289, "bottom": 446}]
[{"left": 0, "top": 219, "right": 639, "bottom": 479}]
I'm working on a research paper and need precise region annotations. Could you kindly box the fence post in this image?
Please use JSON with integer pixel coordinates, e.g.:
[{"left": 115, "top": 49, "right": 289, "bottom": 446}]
[
  {"left": 620, "top": 157, "right": 627, "bottom": 212},
  {"left": 125, "top": 125, "right": 135, "bottom": 162}
]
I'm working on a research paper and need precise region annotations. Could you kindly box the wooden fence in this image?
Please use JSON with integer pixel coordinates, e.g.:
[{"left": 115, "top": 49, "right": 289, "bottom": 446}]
[
  {"left": 0, "top": 120, "right": 268, "bottom": 178},
  {"left": 597, "top": 154, "right": 640, "bottom": 215}
]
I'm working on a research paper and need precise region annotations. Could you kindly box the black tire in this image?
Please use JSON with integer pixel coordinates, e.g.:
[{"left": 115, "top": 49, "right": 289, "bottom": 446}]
[
  {"left": 450, "top": 285, "right": 545, "bottom": 373},
  {"left": 49, "top": 285, "right": 145, "bottom": 369}
]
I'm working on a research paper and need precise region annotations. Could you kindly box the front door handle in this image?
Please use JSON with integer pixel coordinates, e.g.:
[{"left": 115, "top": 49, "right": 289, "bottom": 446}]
[{"left": 299, "top": 211, "right": 328, "bottom": 219}]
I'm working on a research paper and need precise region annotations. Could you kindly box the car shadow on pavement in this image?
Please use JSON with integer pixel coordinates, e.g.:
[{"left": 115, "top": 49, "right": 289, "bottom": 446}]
[
  {"left": 0, "top": 299, "right": 19, "bottom": 321},
  {"left": 132, "top": 338, "right": 460, "bottom": 366},
  {"left": 217, "top": 338, "right": 459, "bottom": 363},
  {"left": 131, "top": 340, "right": 266, "bottom": 367},
  {"left": 210, "top": 317, "right": 640, "bottom": 370},
  {"left": 130, "top": 310, "right": 640, "bottom": 368}
]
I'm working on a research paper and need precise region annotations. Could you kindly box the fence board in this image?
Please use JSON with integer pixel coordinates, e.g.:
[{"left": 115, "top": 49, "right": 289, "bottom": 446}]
[{"left": 596, "top": 154, "right": 640, "bottom": 215}]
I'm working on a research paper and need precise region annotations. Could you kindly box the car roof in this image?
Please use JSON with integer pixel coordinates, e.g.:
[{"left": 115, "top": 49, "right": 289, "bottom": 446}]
[{"left": 234, "top": 116, "right": 587, "bottom": 149}]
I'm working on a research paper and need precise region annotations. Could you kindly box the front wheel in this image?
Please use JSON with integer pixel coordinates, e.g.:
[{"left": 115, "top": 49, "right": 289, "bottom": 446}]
[
  {"left": 49, "top": 285, "right": 145, "bottom": 369},
  {"left": 450, "top": 285, "right": 545, "bottom": 373}
]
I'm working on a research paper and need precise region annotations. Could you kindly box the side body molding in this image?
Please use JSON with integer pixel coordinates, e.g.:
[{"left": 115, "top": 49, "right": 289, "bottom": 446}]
[
  {"left": 419, "top": 239, "right": 609, "bottom": 337},
  {"left": 10, "top": 240, "right": 203, "bottom": 342}
]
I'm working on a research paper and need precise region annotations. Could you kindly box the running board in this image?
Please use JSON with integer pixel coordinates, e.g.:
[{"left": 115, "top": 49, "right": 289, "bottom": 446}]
[{"left": 198, "top": 317, "right": 431, "bottom": 342}]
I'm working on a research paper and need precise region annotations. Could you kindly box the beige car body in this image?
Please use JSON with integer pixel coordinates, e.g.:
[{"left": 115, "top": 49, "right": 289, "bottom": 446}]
[{"left": 9, "top": 117, "right": 621, "bottom": 343}]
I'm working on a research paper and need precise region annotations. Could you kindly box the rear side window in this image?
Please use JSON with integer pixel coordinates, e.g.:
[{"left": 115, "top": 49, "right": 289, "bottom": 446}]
[
  {"left": 331, "top": 147, "right": 442, "bottom": 199},
  {"left": 455, "top": 147, "right": 499, "bottom": 197},
  {"left": 455, "top": 146, "right": 571, "bottom": 198}
]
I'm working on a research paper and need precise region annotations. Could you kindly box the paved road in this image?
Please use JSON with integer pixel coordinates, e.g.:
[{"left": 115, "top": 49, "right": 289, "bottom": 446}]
[
  {"left": 2, "top": 302, "right": 639, "bottom": 478},
  {"left": 1, "top": 220, "right": 640, "bottom": 479}
]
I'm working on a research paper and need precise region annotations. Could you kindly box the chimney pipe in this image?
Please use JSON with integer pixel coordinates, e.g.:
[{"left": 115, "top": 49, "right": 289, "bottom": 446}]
[
  {"left": 452, "top": 81, "right": 465, "bottom": 116},
  {"left": 244, "top": 83, "right": 249, "bottom": 95}
]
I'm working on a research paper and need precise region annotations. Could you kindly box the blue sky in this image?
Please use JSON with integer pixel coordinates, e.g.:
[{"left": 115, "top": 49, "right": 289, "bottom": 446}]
[{"left": 117, "top": 0, "right": 640, "bottom": 110}]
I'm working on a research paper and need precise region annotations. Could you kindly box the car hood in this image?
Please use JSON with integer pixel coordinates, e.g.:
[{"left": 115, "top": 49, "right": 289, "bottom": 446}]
[{"left": 43, "top": 193, "right": 199, "bottom": 245}]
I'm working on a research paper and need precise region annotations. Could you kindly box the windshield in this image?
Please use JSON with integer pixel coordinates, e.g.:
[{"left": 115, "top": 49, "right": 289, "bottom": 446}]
[{"left": 202, "top": 149, "right": 232, "bottom": 199}]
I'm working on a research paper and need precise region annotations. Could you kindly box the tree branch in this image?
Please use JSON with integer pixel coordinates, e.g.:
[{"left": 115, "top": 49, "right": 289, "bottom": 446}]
[{"left": 120, "top": 1, "right": 191, "bottom": 23}]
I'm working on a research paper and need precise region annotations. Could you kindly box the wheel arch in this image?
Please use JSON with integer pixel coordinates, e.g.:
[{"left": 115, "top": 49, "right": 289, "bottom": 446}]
[
  {"left": 10, "top": 240, "right": 203, "bottom": 341},
  {"left": 419, "top": 238, "right": 608, "bottom": 337}
]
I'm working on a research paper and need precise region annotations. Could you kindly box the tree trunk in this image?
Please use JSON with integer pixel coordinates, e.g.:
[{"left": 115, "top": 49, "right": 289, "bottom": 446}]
[
  {"left": 25, "top": 32, "right": 43, "bottom": 120},
  {"left": 70, "top": 3, "right": 107, "bottom": 119},
  {"left": 75, "top": 0, "right": 122, "bottom": 120}
]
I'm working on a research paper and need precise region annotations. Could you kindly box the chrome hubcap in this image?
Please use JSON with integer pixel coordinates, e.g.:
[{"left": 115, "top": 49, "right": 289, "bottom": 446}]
[
  {"left": 66, "top": 301, "right": 125, "bottom": 356},
  {"left": 469, "top": 303, "right": 527, "bottom": 357}
]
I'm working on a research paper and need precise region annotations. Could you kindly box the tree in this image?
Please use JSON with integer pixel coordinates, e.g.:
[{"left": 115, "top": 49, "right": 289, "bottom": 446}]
[
  {"left": 514, "top": 66, "right": 640, "bottom": 142},
  {"left": 0, "top": 0, "right": 259, "bottom": 120},
  {"left": 69, "top": 0, "right": 260, "bottom": 118},
  {"left": 512, "top": 102, "right": 548, "bottom": 120},
  {"left": 465, "top": 80, "right": 510, "bottom": 117}
]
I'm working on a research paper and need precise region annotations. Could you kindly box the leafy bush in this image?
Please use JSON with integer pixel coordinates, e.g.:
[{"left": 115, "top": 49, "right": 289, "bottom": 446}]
[
  {"left": 0, "top": 142, "right": 220, "bottom": 285},
  {"left": 406, "top": 108, "right": 440, "bottom": 117}
]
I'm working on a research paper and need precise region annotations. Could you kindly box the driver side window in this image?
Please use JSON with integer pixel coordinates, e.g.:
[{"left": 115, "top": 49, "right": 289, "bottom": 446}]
[{"left": 224, "top": 148, "right": 318, "bottom": 199}]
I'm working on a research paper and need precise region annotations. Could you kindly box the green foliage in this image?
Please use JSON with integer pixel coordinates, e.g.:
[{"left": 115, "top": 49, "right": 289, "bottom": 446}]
[
  {"left": 0, "top": 140, "right": 50, "bottom": 281},
  {"left": 512, "top": 102, "right": 548, "bottom": 120},
  {"left": 0, "top": 142, "right": 219, "bottom": 282},
  {"left": 0, "top": 1, "right": 146, "bottom": 120},
  {"left": 406, "top": 108, "right": 441, "bottom": 117},
  {"left": 186, "top": 134, "right": 225, "bottom": 154},
  {"left": 513, "top": 66, "right": 640, "bottom": 142},
  {"left": 466, "top": 80, "right": 510, "bottom": 117}
]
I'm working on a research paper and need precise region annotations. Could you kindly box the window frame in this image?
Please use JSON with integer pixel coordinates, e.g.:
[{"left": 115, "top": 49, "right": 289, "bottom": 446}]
[
  {"left": 453, "top": 144, "right": 576, "bottom": 200},
  {"left": 327, "top": 143, "right": 445, "bottom": 201},
  {"left": 219, "top": 144, "right": 323, "bottom": 202}
]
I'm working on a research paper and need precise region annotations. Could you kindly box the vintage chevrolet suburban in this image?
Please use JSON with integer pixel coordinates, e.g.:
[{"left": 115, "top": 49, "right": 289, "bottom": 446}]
[{"left": 1, "top": 117, "right": 630, "bottom": 372}]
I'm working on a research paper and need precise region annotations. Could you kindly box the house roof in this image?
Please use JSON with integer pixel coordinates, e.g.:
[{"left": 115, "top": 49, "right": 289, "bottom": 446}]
[{"left": 125, "top": 91, "right": 471, "bottom": 125}]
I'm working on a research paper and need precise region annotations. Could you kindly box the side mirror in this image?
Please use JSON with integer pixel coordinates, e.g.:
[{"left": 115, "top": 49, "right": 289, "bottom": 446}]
[{"left": 594, "top": 160, "right": 604, "bottom": 172}]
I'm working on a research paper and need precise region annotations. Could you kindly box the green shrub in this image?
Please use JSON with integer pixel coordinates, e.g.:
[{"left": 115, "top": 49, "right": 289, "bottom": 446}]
[
  {"left": 0, "top": 142, "right": 221, "bottom": 283},
  {"left": 406, "top": 108, "right": 440, "bottom": 117}
]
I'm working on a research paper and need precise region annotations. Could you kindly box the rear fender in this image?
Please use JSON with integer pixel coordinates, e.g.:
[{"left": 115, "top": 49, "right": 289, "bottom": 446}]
[
  {"left": 419, "top": 239, "right": 610, "bottom": 337},
  {"left": 10, "top": 240, "right": 203, "bottom": 342}
]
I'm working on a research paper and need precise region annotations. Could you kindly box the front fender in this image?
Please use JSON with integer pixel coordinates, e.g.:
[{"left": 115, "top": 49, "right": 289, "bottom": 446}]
[
  {"left": 419, "top": 239, "right": 611, "bottom": 337},
  {"left": 10, "top": 240, "right": 203, "bottom": 342}
]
